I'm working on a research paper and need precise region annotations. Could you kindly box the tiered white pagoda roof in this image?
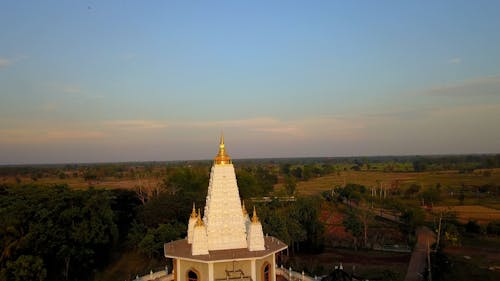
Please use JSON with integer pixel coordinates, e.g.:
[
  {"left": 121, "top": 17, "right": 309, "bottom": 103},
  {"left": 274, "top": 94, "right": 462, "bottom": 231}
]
[{"left": 187, "top": 134, "right": 266, "bottom": 255}]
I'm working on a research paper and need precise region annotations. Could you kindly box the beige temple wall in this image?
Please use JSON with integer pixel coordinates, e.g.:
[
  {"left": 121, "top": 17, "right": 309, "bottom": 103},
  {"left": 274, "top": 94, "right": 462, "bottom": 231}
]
[
  {"left": 213, "top": 260, "right": 252, "bottom": 279},
  {"left": 256, "top": 255, "right": 274, "bottom": 281},
  {"left": 178, "top": 260, "right": 209, "bottom": 281},
  {"left": 175, "top": 254, "right": 276, "bottom": 281}
]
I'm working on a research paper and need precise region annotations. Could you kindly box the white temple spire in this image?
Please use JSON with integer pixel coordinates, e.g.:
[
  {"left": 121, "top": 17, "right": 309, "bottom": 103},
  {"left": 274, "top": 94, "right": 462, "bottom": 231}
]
[{"left": 187, "top": 202, "right": 197, "bottom": 244}]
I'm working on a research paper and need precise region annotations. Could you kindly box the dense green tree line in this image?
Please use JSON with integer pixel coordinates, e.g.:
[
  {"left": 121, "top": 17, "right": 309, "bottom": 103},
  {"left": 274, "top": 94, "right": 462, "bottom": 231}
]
[
  {"left": 0, "top": 184, "right": 139, "bottom": 281},
  {"left": 257, "top": 197, "right": 325, "bottom": 253},
  {"left": 236, "top": 166, "right": 277, "bottom": 198}
]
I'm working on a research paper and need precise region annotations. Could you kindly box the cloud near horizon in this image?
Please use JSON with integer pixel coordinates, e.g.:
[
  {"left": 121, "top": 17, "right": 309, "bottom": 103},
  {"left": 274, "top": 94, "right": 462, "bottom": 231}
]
[
  {"left": 0, "top": 128, "right": 106, "bottom": 144},
  {"left": 0, "top": 58, "right": 12, "bottom": 68},
  {"left": 103, "top": 119, "right": 168, "bottom": 130},
  {"left": 425, "top": 75, "right": 500, "bottom": 97}
]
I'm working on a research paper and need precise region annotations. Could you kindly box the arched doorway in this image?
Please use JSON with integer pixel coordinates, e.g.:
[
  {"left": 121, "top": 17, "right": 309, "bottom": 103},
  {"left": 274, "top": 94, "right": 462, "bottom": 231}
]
[
  {"left": 187, "top": 269, "right": 199, "bottom": 281},
  {"left": 262, "top": 263, "right": 271, "bottom": 281}
]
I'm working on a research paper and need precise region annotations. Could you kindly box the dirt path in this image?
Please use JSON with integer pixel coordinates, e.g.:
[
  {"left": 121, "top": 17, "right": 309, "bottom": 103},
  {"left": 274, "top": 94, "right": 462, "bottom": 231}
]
[{"left": 404, "top": 227, "right": 436, "bottom": 281}]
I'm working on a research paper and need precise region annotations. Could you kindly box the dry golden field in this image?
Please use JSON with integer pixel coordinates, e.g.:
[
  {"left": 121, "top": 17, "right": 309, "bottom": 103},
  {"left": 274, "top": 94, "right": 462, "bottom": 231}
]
[
  {"left": 432, "top": 205, "right": 500, "bottom": 224},
  {"left": 0, "top": 175, "right": 162, "bottom": 190},
  {"left": 274, "top": 168, "right": 500, "bottom": 196}
]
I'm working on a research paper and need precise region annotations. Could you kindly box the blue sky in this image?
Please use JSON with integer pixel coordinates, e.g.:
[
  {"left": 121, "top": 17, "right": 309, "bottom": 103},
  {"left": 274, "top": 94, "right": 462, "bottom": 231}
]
[{"left": 1, "top": 1, "right": 499, "bottom": 164}]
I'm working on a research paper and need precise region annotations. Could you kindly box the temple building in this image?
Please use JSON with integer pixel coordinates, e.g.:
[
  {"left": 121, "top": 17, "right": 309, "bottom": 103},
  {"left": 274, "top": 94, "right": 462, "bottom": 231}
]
[{"left": 164, "top": 135, "right": 288, "bottom": 281}]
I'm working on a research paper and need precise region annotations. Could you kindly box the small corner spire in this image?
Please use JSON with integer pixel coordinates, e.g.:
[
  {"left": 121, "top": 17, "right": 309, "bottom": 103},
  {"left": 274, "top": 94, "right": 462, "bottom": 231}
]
[
  {"left": 190, "top": 202, "right": 197, "bottom": 218},
  {"left": 252, "top": 206, "right": 259, "bottom": 223},
  {"left": 242, "top": 200, "right": 247, "bottom": 215},
  {"left": 196, "top": 208, "right": 204, "bottom": 226}
]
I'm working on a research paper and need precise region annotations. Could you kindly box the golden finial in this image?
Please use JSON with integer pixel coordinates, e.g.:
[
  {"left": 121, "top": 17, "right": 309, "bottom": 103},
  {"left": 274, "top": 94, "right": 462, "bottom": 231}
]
[
  {"left": 251, "top": 206, "right": 259, "bottom": 223},
  {"left": 196, "top": 209, "right": 204, "bottom": 226},
  {"left": 242, "top": 200, "right": 247, "bottom": 216},
  {"left": 190, "top": 202, "right": 197, "bottom": 219},
  {"left": 214, "top": 132, "right": 231, "bottom": 165}
]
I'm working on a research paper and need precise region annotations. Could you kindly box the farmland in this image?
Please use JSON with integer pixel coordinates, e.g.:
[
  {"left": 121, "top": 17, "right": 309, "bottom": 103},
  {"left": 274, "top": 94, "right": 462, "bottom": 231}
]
[{"left": 278, "top": 168, "right": 500, "bottom": 197}]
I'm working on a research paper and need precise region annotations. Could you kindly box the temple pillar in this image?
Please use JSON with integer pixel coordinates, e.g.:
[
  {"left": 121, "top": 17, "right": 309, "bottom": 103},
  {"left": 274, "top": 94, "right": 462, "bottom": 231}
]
[
  {"left": 176, "top": 258, "right": 181, "bottom": 281},
  {"left": 272, "top": 254, "right": 276, "bottom": 281},
  {"left": 251, "top": 259, "right": 256, "bottom": 281},
  {"left": 208, "top": 262, "right": 214, "bottom": 281}
]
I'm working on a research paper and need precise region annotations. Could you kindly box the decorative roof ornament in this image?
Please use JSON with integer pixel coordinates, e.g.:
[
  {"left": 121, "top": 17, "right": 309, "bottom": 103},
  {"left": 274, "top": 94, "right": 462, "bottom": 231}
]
[
  {"left": 191, "top": 203, "right": 197, "bottom": 218},
  {"left": 251, "top": 206, "right": 259, "bottom": 223},
  {"left": 196, "top": 209, "right": 204, "bottom": 226},
  {"left": 242, "top": 200, "right": 248, "bottom": 216},
  {"left": 214, "top": 132, "right": 231, "bottom": 165}
]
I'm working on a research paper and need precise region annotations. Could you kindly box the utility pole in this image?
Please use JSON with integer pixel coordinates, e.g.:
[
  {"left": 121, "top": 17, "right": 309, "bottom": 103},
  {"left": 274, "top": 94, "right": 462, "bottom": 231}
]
[
  {"left": 427, "top": 239, "right": 432, "bottom": 281},
  {"left": 436, "top": 212, "right": 442, "bottom": 251}
]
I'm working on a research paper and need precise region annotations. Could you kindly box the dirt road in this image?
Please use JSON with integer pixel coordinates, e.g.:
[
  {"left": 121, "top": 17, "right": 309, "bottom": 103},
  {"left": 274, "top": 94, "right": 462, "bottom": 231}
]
[{"left": 404, "top": 227, "right": 436, "bottom": 281}]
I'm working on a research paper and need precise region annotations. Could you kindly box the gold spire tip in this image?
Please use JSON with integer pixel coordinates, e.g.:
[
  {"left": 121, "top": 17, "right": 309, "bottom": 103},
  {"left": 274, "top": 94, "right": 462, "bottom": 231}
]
[{"left": 214, "top": 132, "right": 231, "bottom": 165}]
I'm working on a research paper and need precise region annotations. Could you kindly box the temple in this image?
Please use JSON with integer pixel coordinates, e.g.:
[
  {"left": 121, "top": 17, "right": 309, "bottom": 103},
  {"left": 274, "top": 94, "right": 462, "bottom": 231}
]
[{"left": 164, "top": 134, "right": 287, "bottom": 281}]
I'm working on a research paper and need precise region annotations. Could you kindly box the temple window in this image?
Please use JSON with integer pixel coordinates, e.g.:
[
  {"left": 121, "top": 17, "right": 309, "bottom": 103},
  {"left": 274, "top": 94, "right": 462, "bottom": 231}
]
[
  {"left": 263, "top": 264, "right": 270, "bottom": 281},
  {"left": 188, "top": 270, "right": 198, "bottom": 281}
]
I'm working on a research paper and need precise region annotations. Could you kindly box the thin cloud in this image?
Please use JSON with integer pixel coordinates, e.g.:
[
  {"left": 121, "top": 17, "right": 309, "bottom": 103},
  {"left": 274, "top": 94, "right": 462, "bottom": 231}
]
[
  {"left": 252, "top": 127, "right": 300, "bottom": 135},
  {"left": 62, "top": 85, "right": 82, "bottom": 94},
  {"left": 0, "top": 58, "right": 12, "bottom": 68},
  {"left": 0, "top": 129, "right": 106, "bottom": 143},
  {"left": 186, "top": 117, "right": 282, "bottom": 128},
  {"left": 104, "top": 120, "right": 168, "bottom": 130},
  {"left": 448, "top": 57, "right": 462, "bottom": 64},
  {"left": 363, "top": 108, "right": 431, "bottom": 120},
  {"left": 172, "top": 116, "right": 366, "bottom": 139},
  {"left": 0, "top": 55, "right": 28, "bottom": 69},
  {"left": 425, "top": 75, "right": 500, "bottom": 97},
  {"left": 118, "top": 52, "right": 137, "bottom": 61},
  {"left": 46, "top": 130, "right": 106, "bottom": 140},
  {"left": 178, "top": 117, "right": 301, "bottom": 136},
  {"left": 40, "top": 102, "right": 59, "bottom": 112}
]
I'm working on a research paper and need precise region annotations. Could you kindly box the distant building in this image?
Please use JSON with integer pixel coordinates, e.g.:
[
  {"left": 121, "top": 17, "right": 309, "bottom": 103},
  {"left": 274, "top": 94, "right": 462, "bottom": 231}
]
[{"left": 164, "top": 134, "right": 288, "bottom": 281}]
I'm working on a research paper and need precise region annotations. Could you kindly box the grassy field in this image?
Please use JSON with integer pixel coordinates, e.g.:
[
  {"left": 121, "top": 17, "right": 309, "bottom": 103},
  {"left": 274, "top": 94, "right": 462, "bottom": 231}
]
[
  {"left": 439, "top": 235, "right": 500, "bottom": 280},
  {"left": 0, "top": 175, "right": 162, "bottom": 190},
  {"left": 291, "top": 248, "right": 410, "bottom": 280},
  {"left": 432, "top": 205, "right": 500, "bottom": 224},
  {"left": 273, "top": 168, "right": 500, "bottom": 196}
]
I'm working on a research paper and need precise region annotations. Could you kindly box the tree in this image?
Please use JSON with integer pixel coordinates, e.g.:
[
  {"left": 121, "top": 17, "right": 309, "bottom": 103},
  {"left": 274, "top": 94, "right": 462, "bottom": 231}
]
[
  {"left": 465, "top": 220, "right": 481, "bottom": 234},
  {"left": 486, "top": 220, "right": 500, "bottom": 235},
  {"left": 443, "top": 223, "right": 461, "bottom": 246},
  {"left": 412, "top": 159, "right": 428, "bottom": 172},
  {"left": 134, "top": 177, "right": 162, "bottom": 205},
  {"left": 399, "top": 207, "right": 425, "bottom": 237},
  {"left": 138, "top": 223, "right": 186, "bottom": 258},
  {"left": 358, "top": 207, "right": 374, "bottom": 248},
  {"left": 291, "top": 166, "right": 303, "bottom": 179},
  {"left": 291, "top": 197, "right": 325, "bottom": 252},
  {"left": 280, "top": 163, "right": 291, "bottom": 176},
  {"left": 284, "top": 176, "right": 296, "bottom": 196},
  {"left": 421, "top": 187, "right": 441, "bottom": 205},
  {"left": 2, "top": 255, "right": 47, "bottom": 281},
  {"left": 458, "top": 189, "right": 465, "bottom": 205},
  {"left": 404, "top": 183, "right": 421, "bottom": 198},
  {"left": 0, "top": 185, "right": 118, "bottom": 280},
  {"left": 236, "top": 169, "right": 259, "bottom": 199},
  {"left": 343, "top": 210, "right": 363, "bottom": 250},
  {"left": 339, "top": 183, "right": 365, "bottom": 206}
]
